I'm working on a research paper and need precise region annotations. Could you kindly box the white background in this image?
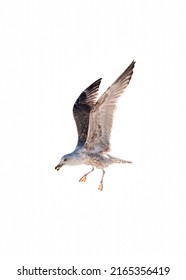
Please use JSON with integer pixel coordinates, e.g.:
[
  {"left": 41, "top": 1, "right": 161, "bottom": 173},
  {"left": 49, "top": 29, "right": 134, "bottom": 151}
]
[{"left": 0, "top": 0, "right": 186, "bottom": 279}]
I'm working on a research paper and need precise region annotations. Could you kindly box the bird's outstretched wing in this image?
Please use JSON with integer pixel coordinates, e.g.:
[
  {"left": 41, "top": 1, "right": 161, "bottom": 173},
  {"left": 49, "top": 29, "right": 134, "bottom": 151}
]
[
  {"left": 84, "top": 61, "right": 135, "bottom": 152},
  {"left": 73, "top": 78, "right": 102, "bottom": 148}
]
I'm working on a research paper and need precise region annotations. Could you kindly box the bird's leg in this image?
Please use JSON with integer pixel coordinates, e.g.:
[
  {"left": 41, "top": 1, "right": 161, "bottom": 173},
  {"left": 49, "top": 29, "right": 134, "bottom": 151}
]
[
  {"left": 79, "top": 167, "right": 94, "bottom": 183},
  {"left": 98, "top": 169, "right": 105, "bottom": 191}
]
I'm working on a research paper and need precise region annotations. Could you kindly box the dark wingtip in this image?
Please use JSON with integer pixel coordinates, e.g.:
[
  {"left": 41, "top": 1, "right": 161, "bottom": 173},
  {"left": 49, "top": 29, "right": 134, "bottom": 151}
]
[
  {"left": 130, "top": 60, "right": 136, "bottom": 68},
  {"left": 122, "top": 60, "right": 136, "bottom": 76},
  {"left": 85, "top": 78, "right": 102, "bottom": 93}
]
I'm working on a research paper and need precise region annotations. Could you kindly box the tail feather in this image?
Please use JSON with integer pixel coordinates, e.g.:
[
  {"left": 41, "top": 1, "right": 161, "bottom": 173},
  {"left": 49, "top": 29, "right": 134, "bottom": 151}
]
[
  {"left": 120, "top": 159, "right": 132, "bottom": 164},
  {"left": 116, "top": 158, "right": 132, "bottom": 164},
  {"left": 106, "top": 154, "right": 132, "bottom": 164}
]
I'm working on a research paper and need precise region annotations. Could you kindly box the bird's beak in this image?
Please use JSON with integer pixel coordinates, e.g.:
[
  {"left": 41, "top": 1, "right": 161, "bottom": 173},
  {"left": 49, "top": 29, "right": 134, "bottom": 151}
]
[{"left": 55, "top": 164, "right": 63, "bottom": 171}]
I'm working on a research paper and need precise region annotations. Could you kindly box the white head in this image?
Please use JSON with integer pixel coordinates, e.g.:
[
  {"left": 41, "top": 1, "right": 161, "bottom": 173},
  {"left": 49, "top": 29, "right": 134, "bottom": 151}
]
[{"left": 55, "top": 151, "right": 83, "bottom": 171}]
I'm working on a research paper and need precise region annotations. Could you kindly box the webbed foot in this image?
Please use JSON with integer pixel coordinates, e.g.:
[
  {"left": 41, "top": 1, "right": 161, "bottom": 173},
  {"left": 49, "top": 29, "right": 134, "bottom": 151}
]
[
  {"left": 79, "top": 175, "right": 86, "bottom": 182},
  {"left": 98, "top": 182, "right": 103, "bottom": 191}
]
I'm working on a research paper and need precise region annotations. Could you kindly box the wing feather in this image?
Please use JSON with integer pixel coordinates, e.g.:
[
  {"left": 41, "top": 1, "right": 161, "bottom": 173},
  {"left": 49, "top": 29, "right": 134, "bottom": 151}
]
[
  {"left": 84, "top": 61, "right": 135, "bottom": 152},
  {"left": 73, "top": 78, "right": 102, "bottom": 148}
]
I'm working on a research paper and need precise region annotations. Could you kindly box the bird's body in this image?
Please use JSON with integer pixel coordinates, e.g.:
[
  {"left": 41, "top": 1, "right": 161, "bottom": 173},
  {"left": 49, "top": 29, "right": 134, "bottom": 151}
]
[
  {"left": 63, "top": 148, "right": 130, "bottom": 168},
  {"left": 55, "top": 61, "right": 135, "bottom": 190}
]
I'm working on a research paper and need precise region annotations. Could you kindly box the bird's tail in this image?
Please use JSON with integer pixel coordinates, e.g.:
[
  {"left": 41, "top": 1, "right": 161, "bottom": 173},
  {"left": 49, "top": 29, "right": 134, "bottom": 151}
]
[
  {"left": 115, "top": 158, "right": 132, "bottom": 164},
  {"left": 107, "top": 154, "right": 132, "bottom": 164}
]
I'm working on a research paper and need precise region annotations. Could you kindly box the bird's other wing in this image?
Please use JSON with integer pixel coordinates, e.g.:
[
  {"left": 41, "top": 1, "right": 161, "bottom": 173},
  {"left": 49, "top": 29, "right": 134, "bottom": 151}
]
[
  {"left": 73, "top": 78, "right": 102, "bottom": 148},
  {"left": 84, "top": 60, "right": 135, "bottom": 152}
]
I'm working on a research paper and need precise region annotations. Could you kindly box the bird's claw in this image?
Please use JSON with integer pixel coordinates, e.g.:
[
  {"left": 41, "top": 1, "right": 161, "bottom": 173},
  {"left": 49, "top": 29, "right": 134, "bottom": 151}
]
[
  {"left": 98, "top": 183, "right": 103, "bottom": 191},
  {"left": 79, "top": 176, "right": 86, "bottom": 182}
]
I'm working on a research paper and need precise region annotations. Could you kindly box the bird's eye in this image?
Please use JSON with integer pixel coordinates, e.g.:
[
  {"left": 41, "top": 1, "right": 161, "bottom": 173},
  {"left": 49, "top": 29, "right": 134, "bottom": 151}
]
[{"left": 64, "top": 158, "right": 67, "bottom": 162}]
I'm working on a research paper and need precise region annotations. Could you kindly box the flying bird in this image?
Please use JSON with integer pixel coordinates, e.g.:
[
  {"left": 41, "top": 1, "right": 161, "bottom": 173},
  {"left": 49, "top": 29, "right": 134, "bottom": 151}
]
[{"left": 55, "top": 60, "right": 135, "bottom": 191}]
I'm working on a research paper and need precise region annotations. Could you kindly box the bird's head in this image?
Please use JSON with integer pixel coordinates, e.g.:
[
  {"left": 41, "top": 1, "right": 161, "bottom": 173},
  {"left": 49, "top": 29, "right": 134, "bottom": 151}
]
[{"left": 55, "top": 151, "right": 82, "bottom": 171}]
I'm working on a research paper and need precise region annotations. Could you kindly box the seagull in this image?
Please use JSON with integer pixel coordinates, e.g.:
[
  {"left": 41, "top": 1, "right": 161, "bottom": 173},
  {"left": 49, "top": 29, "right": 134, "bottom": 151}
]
[{"left": 55, "top": 61, "right": 135, "bottom": 191}]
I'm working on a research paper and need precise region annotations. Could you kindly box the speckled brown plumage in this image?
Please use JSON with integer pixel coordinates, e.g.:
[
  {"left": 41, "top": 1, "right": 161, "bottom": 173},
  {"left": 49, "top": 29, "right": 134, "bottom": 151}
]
[
  {"left": 73, "top": 78, "right": 101, "bottom": 147},
  {"left": 55, "top": 61, "right": 135, "bottom": 191}
]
